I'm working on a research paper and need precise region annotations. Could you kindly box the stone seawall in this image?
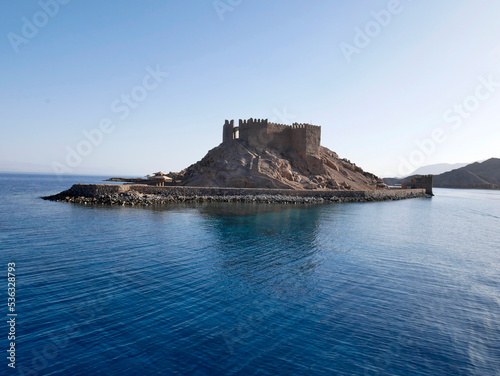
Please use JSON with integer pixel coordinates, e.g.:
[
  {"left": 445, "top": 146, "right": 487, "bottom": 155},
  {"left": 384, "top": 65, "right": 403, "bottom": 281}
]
[{"left": 43, "top": 184, "right": 429, "bottom": 205}]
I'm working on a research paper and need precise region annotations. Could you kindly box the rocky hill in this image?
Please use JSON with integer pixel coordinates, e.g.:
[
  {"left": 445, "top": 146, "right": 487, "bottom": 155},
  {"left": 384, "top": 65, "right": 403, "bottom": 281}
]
[
  {"left": 384, "top": 158, "right": 500, "bottom": 189},
  {"left": 179, "top": 139, "right": 384, "bottom": 190},
  {"left": 433, "top": 158, "right": 500, "bottom": 189}
]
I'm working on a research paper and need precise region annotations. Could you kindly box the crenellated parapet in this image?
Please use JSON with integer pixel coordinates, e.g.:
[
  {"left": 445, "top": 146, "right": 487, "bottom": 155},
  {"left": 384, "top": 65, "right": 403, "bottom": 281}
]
[
  {"left": 239, "top": 118, "right": 269, "bottom": 126},
  {"left": 288, "top": 123, "right": 321, "bottom": 129}
]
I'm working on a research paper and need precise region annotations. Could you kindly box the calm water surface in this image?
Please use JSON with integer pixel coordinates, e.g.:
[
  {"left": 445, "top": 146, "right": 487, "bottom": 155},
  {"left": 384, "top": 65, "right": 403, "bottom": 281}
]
[{"left": 1, "top": 173, "right": 499, "bottom": 375}]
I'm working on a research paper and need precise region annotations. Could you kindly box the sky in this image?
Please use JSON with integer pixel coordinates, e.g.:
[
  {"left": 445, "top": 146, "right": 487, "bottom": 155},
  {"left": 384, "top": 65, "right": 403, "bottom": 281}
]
[{"left": 1, "top": 0, "right": 499, "bottom": 177}]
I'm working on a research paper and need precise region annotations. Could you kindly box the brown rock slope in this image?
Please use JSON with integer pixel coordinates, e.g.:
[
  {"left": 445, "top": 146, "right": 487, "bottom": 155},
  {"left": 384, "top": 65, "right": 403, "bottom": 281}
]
[{"left": 179, "top": 139, "right": 385, "bottom": 190}]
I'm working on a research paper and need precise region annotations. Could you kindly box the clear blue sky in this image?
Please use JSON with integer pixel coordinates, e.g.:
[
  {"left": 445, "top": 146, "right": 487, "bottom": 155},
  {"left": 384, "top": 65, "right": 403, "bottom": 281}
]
[{"left": 1, "top": 0, "right": 499, "bottom": 177}]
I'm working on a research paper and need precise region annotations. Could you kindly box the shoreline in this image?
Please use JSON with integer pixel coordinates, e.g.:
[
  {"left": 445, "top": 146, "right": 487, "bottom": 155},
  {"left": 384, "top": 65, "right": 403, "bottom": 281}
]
[{"left": 42, "top": 184, "right": 430, "bottom": 205}]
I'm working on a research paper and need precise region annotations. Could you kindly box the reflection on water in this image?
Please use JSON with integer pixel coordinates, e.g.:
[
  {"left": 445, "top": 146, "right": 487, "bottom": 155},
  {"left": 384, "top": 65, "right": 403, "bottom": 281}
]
[{"left": 201, "top": 203, "right": 326, "bottom": 300}]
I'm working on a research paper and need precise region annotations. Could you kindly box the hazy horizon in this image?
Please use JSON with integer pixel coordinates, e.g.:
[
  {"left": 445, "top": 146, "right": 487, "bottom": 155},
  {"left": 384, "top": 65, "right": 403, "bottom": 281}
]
[{"left": 1, "top": 158, "right": 493, "bottom": 179}]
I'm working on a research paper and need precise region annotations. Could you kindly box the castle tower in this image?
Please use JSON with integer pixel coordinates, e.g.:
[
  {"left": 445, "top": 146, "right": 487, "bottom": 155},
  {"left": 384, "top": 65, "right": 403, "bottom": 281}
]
[
  {"left": 412, "top": 175, "right": 434, "bottom": 195},
  {"left": 222, "top": 119, "right": 235, "bottom": 143}
]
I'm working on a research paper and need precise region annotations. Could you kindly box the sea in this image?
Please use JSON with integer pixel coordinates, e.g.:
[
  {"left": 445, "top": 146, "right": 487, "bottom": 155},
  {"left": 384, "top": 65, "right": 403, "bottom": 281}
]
[{"left": 1, "top": 173, "right": 499, "bottom": 376}]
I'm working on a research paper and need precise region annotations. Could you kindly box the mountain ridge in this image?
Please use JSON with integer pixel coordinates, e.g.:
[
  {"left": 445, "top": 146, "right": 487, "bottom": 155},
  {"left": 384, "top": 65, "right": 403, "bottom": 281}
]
[
  {"left": 408, "top": 162, "right": 469, "bottom": 176},
  {"left": 384, "top": 158, "right": 500, "bottom": 189}
]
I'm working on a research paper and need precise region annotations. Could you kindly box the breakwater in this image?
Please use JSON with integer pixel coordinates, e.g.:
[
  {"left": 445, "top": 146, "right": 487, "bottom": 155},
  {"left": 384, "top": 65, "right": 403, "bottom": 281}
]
[{"left": 42, "top": 184, "right": 429, "bottom": 205}]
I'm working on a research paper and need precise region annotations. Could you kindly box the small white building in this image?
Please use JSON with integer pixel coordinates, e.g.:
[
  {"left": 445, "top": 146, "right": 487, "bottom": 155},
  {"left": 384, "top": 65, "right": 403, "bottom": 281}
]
[{"left": 152, "top": 172, "right": 172, "bottom": 187}]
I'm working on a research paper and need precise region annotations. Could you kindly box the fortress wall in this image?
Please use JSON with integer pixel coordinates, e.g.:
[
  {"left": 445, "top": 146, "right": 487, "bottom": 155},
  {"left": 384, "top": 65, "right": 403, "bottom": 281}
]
[
  {"left": 289, "top": 126, "right": 307, "bottom": 155},
  {"left": 227, "top": 119, "right": 320, "bottom": 156},
  {"left": 239, "top": 119, "right": 269, "bottom": 150},
  {"left": 238, "top": 119, "right": 248, "bottom": 140},
  {"left": 267, "top": 122, "right": 294, "bottom": 154},
  {"left": 268, "top": 124, "right": 291, "bottom": 153},
  {"left": 267, "top": 122, "right": 289, "bottom": 134},
  {"left": 305, "top": 125, "right": 321, "bottom": 156}
]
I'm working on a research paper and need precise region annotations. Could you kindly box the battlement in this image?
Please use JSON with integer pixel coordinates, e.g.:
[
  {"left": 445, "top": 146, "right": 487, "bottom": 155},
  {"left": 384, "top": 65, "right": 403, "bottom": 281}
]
[
  {"left": 288, "top": 123, "right": 320, "bottom": 130},
  {"left": 222, "top": 118, "right": 321, "bottom": 157},
  {"left": 239, "top": 118, "right": 268, "bottom": 125}
]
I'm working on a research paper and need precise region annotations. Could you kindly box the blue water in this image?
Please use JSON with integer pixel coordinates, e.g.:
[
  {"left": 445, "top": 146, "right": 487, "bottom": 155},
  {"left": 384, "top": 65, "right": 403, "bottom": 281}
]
[{"left": 1, "top": 173, "right": 500, "bottom": 376}]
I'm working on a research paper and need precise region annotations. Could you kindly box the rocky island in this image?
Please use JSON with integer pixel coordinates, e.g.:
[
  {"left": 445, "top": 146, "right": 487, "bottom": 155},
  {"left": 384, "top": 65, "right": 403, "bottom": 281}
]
[{"left": 43, "top": 118, "right": 432, "bottom": 205}]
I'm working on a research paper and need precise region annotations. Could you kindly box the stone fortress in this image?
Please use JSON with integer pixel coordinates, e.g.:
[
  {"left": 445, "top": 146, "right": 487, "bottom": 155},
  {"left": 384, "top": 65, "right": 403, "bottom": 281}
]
[
  {"left": 223, "top": 118, "right": 322, "bottom": 157},
  {"left": 193, "top": 116, "right": 387, "bottom": 190},
  {"left": 107, "top": 117, "right": 432, "bottom": 194}
]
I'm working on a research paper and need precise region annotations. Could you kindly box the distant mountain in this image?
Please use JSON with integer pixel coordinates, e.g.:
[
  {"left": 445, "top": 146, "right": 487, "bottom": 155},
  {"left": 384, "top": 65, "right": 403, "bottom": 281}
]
[
  {"left": 433, "top": 158, "right": 500, "bottom": 189},
  {"left": 383, "top": 158, "right": 500, "bottom": 189},
  {"left": 409, "top": 162, "right": 469, "bottom": 176}
]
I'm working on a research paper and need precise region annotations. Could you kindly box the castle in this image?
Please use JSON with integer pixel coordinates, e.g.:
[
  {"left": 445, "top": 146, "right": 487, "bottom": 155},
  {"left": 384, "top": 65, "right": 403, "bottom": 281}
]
[{"left": 223, "top": 118, "right": 321, "bottom": 157}]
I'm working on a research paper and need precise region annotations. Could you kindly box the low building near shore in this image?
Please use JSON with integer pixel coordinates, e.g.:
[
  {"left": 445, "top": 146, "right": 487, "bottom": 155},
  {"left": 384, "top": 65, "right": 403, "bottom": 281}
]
[{"left": 152, "top": 172, "right": 172, "bottom": 187}]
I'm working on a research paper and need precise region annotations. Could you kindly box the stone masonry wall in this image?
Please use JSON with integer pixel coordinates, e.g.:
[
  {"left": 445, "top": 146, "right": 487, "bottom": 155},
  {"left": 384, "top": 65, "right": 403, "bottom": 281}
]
[
  {"left": 230, "top": 119, "right": 321, "bottom": 157},
  {"left": 223, "top": 119, "right": 235, "bottom": 142},
  {"left": 305, "top": 125, "right": 321, "bottom": 156},
  {"left": 239, "top": 119, "right": 268, "bottom": 150},
  {"left": 61, "top": 184, "right": 427, "bottom": 202}
]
